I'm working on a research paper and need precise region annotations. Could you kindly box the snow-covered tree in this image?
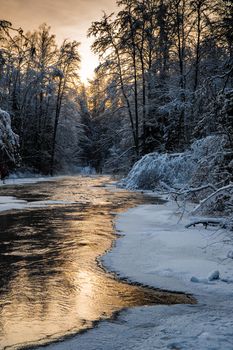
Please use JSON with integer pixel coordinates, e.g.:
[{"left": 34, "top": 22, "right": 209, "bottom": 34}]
[
  {"left": 0, "top": 108, "right": 19, "bottom": 178},
  {"left": 0, "top": 22, "right": 82, "bottom": 174}
]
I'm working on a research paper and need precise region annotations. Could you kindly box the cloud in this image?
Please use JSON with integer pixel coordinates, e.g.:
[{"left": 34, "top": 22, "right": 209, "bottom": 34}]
[
  {"left": 1, "top": 0, "right": 117, "bottom": 43},
  {"left": 2, "top": 0, "right": 116, "bottom": 27}
]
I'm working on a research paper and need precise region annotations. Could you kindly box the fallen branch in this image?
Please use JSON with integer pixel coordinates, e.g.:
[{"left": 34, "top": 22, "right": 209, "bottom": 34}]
[
  {"left": 171, "top": 184, "right": 217, "bottom": 197},
  {"left": 185, "top": 218, "right": 226, "bottom": 229},
  {"left": 192, "top": 184, "right": 233, "bottom": 215}
]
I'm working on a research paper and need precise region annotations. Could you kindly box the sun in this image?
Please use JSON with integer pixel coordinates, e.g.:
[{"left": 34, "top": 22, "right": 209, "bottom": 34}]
[{"left": 79, "top": 41, "right": 99, "bottom": 84}]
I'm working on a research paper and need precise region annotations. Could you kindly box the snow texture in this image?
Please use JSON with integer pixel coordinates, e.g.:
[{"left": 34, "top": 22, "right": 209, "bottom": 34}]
[
  {"left": 0, "top": 195, "right": 74, "bottom": 213},
  {"left": 0, "top": 176, "right": 66, "bottom": 212},
  {"left": 121, "top": 136, "right": 227, "bottom": 190},
  {"left": 0, "top": 108, "right": 19, "bottom": 162},
  {"left": 191, "top": 184, "right": 233, "bottom": 216},
  {"left": 41, "top": 199, "right": 233, "bottom": 350},
  {"left": 0, "top": 175, "right": 55, "bottom": 186}
]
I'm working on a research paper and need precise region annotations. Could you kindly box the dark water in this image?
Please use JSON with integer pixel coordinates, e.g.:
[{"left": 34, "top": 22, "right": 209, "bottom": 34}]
[{"left": 0, "top": 176, "right": 195, "bottom": 349}]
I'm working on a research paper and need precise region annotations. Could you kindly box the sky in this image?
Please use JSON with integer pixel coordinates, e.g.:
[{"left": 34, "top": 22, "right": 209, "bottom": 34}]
[{"left": 0, "top": 0, "right": 117, "bottom": 83}]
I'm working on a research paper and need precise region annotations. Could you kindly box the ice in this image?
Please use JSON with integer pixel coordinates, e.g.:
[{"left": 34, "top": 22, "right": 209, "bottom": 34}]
[{"left": 190, "top": 276, "right": 200, "bottom": 283}]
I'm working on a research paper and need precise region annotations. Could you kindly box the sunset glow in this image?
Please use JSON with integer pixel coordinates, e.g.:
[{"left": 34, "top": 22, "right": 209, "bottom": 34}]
[
  {"left": 0, "top": 0, "right": 116, "bottom": 83},
  {"left": 79, "top": 39, "right": 99, "bottom": 83}
]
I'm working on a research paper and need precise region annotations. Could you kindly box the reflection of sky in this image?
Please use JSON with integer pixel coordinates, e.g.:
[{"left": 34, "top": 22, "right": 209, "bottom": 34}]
[
  {"left": 0, "top": 177, "right": 185, "bottom": 349},
  {"left": 0, "top": 0, "right": 117, "bottom": 82},
  {"left": 0, "top": 177, "right": 194, "bottom": 349}
]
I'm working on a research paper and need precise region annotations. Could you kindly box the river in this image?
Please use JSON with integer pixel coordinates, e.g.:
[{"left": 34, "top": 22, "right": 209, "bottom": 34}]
[{"left": 0, "top": 176, "right": 194, "bottom": 349}]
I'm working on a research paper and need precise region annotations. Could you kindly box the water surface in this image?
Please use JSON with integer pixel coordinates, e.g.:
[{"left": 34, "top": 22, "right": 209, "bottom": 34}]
[{"left": 0, "top": 176, "right": 195, "bottom": 349}]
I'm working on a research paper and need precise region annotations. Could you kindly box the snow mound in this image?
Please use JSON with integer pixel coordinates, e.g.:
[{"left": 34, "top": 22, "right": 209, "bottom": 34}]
[
  {"left": 227, "top": 251, "right": 233, "bottom": 259},
  {"left": 122, "top": 152, "right": 194, "bottom": 190},
  {"left": 190, "top": 271, "right": 220, "bottom": 283},
  {"left": 208, "top": 270, "right": 220, "bottom": 281},
  {"left": 122, "top": 136, "right": 227, "bottom": 190}
]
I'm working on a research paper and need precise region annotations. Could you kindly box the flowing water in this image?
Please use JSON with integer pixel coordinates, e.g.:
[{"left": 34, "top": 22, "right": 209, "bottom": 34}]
[{"left": 0, "top": 176, "right": 195, "bottom": 349}]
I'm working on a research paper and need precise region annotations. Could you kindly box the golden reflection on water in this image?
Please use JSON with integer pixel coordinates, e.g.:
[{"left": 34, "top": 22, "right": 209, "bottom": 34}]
[{"left": 0, "top": 177, "right": 195, "bottom": 349}]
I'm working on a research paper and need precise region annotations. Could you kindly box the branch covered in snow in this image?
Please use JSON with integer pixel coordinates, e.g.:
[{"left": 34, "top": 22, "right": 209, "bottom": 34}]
[
  {"left": 192, "top": 185, "right": 233, "bottom": 216},
  {"left": 122, "top": 136, "right": 228, "bottom": 192},
  {"left": 0, "top": 108, "right": 19, "bottom": 172},
  {"left": 169, "top": 184, "right": 218, "bottom": 201},
  {"left": 185, "top": 218, "right": 226, "bottom": 229}
]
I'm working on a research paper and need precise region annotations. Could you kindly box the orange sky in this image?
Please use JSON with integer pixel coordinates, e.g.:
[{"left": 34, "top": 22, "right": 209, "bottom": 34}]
[{"left": 0, "top": 0, "right": 117, "bottom": 83}]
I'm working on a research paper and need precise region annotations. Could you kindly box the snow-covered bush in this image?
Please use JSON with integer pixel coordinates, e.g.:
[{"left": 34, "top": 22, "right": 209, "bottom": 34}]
[
  {"left": 0, "top": 108, "right": 19, "bottom": 151},
  {"left": 190, "top": 135, "right": 228, "bottom": 186},
  {"left": 122, "top": 135, "right": 227, "bottom": 191},
  {"left": 122, "top": 152, "right": 195, "bottom": 190},
  {"left": 0, "top": 108, "right": 19, "bottom": 175}
]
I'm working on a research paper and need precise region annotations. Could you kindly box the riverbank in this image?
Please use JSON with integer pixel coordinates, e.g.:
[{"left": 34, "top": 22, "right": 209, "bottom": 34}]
[
  {"left": 0, "top": 176, "right": 53, "bottom": 212},
  {"left": 43, "top": 196, "right": 233, "bottom": 350}
]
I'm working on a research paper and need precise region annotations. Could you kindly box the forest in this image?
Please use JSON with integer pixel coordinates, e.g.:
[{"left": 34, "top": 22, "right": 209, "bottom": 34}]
[
  {"left": 0, "top": 1, "right": 233, "bottom": 349},
  {"left": 0, "top": 0, "right": 232, "bottom": 179}
]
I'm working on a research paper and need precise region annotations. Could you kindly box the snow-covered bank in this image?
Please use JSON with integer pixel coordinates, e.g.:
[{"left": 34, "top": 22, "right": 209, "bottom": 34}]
[
  {"left": 1, "top": 175, "right": 54, "bottom": 186},
  {"left": 103, "top": 202, "right": 233, "bottom": 295},
  {"left": 121, "top": 135, "right": 232, "bottom": 230},
  {"left": 0, "top": 176, "right": 67, "bottom": 212},
  {"left": 40, "top": 301, "right": 233, "bottom": 350},
  {"left": 0, "top": 196, "right": 75, "bottom": 212},
  {"left": 41, "top": 198, "right": 233, "bottom": 350}
]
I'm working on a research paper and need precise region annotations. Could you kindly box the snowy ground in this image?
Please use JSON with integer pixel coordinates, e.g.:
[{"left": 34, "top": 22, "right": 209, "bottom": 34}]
[
  {"left": 42, "top": 199, "right": 233, "bottom": 350},
  {"left": 1, "top": 175, "right": 54, "bottom": 186}
]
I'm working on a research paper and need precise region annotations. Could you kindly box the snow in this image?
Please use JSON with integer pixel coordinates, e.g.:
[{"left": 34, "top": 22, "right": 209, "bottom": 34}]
[
  {"left": 0, "top": 195, "right": 28, "bottom": 212},
  {"left": 191, "top": 184, "right": 233, "bottom": 216},
  {"left": 0, "top": 108, "right": 19, "bottom": 163},
  {"left": 1, "top": 176, "right": 53, "bottom": 186},
  {"left": 103, "top": 202, "right": 233, "bottom": 294},
  {"left": 121, "top": 152, "right": 194, "bottom": 190},
  {"left": 121, "top": 135, "right": 227, "bottom": 190},
  {"left": 0, "top": 108, "right": 19, "bottom": 148},
  {"left": 0, "top": 195, "right": 75, "bottom": 213},
  {"left": 0, "top": 176, "right": 71, "bottom": 212},
  {"left": 40, "top": 198, "right": 233, "bottom": 350},
  {"left": 34, "top": 303, "right": 233, "bottom": 350}
]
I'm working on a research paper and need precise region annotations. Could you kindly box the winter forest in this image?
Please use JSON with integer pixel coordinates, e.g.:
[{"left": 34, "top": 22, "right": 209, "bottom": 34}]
[
  {"left": 0, "top": 0, "right": 232, "bottom": 174},
  {"left": 0, "top": 0, "right": 232, "bottom": 220},
  {"left": 0, "top": 0, "right": 233, "bottom": 349}
]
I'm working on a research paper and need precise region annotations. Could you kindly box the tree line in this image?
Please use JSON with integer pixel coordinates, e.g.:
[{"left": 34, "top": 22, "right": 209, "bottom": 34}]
[
  {"left": 85, "top": 0, "right": 233, "bottom": 175},
  {"left": 0, "top": 21, "right": 81, "bottom": 174},
  {"left": 0, "top": 0, "right": 232, "bottom": 177}
]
